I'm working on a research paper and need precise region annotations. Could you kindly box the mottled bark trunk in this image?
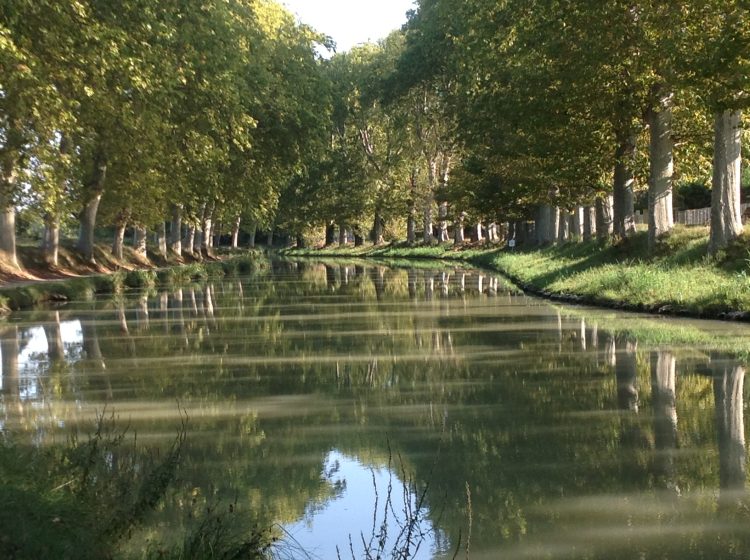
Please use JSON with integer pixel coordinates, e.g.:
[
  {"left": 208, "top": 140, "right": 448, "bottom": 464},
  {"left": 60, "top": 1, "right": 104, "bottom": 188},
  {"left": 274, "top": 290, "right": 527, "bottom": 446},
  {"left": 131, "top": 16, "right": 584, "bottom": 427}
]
[
  {"left": 0, "top": 150, "right": 19, "bottom": 268},
  {"left": 613, "top": 134, "right": 637, "bottom": 239},
  {"left": 437, "top": 202, "right": 449, "bottom": 242},
  {"left": 183, "top": 225, "right": 195, "bottom": 256},
  {"left": 339, "top": 224, "right": 347, "bottom": 245},
  {"left": 647, "top": 86, "right": 675, "bottom": 251},
  {"left": 709, "top": 110, "right": 743, "bottom": 254},
  {"left": 536, "top": 205, "right": 552, "bottom": 244},
  {"left": 549, "top": 206, "right": 560, "bottom": 244},
  {"left": 42, "top": 214, "right": 60, "bottom": 266},
  {"left": 595, "top": 195, "right": 614, "bottom": 241},
  {"left": 202, "top": 204, "right": 214, "bottom": 257},
  {"left": 231, "top": 215, "right": 241, "bottom": 249},
  {"left": 487, "top": 223, "right": 498, "bottom": 242},
  {"left": 453, "top": 212, "right": 465, "bottom": 245},
  {"left": 157, "top": 222, "right": 168, "bottom": 257},
  {"left": 169, "top": 204, "right": 182, "bottom": 256},
  {"left": 423, "top": 203, "right": 433, "bottom": 244},
  {"left": 373, "top": 212, "right": 384, "bottom": 245},
  {"left": 572, "top": 207, "right": 584, "bottom": 240},
  {"left": 112, "top": 221, "right": 127, "bottom": 260},
  {"left": 583, "top": 206, "right": 596, "bottom": 241},
  {"left": 77, "top": 150, "right": 107, "bottom": 263},
  {"left": 557, "top": 210, "right": 570, "bottom": 243},
  {"left": 474, "top": 222, "right": 483, "bottom": 242},
  {"left": 134, "top": 226, "right": 147, "bottom": 257}
]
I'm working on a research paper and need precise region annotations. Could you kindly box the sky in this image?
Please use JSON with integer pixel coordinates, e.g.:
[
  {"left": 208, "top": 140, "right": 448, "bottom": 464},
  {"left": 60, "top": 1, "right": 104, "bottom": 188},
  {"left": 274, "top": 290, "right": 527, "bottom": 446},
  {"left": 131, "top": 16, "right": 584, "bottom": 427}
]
[{"left": 282, "top": 0, "right": 416, "bottom": 53}]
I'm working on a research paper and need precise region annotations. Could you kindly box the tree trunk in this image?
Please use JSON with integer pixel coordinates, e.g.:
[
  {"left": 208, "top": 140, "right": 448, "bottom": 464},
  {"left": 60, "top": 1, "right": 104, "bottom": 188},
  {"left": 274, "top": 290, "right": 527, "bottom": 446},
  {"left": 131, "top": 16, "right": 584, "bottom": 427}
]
[
  {"left": 77, "top": 149, "right": 107, "bottom": 263},
  {"left": 202, "top": 204, "right": 214, "bottom": 257},
  {"left": 231, "top": 215, "right": 241, "bottom": 249},
  {"left": 213, "top": 221, "right": 222, "bottom": 248},
  {"left": 407, "top": 211, "right": 416, "bottom": 245},
  {"left": 169, "top": 204, "right": 182, "bottom": 256},
  {"left": 549, "top": 206, "right": 560, "bottom": 244},
  {"left": 296, "top": 233, "right": 306, "bottom": 249},
  {"left": 183, "top": 225, "right": 196, "bottom": 256},
  {"left": 423, "top": 203, "right": 433, "bottom": 244},
  {"left": 437, "top": 202, "right": 449, "bottom": 242},
  {"left": 157, "top": 222, "right": 168, "bottom": 257},
  {"left": 373, "top": 212, "right": 384, "bottom": 245},
  {"left": 583, "top": 206, "right": 596, "bottom": 241},
  {"left": 325, "top": 222, "right": 336, "bottom": 246},
  {"left": 454, "top": 212, "right": 466, "bottom": 244},
  {"left": 78, "top": 193, "right": 102, "bottom": 264},
  {"left": 488, "top": 223, "right": 498, "bottom": 242},
  {"left": 572, "top": 207, "right": 584, "bottom": 240},
  {"left": 536, "top": 205, "right": 551, "bottom": 244},
  {"left": 42, "top": 214, "right": 60, "bottom": 267},
  {"left": 595, "top": 195, "right": 614, "bottom": 241},
  {"left": 247, "top": 223, "right": 257, "bottom": 248},
  {"left": 647, "top": 86, "right": 675, "bottom": 251},
  {"left": 339, "top": 224, "right": 347, "bottom": 245},
  {"left": 558, "top": 210, "right": 570, "bottom": 243},
  {"left": 709, "top": 109, "right": 743, "bottom": 254},
  {"left": 613, "top": 133, "right": 637, "bottom": 239},
  {"left": 134, "top": 225, "right": 147, "bottom": 257},
  {"left": 474, "top": 222, "right": 483, "bottom": 242},
  {"left": 112, "top": 220, "right": 127, "bottom": 260},
  {"left": 267, "top": 229, "right": 274, "bottom": 248},
  {"left": 354, "top": 228, "right": 364, "bottom": 247}
]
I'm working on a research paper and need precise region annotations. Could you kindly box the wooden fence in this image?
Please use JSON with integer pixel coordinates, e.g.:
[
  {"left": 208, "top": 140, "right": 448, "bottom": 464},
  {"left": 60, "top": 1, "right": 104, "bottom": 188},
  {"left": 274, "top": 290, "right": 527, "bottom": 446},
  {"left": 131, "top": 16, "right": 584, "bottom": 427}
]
[{"left": 635, "top": 204, "right": 750, "bottom": 227}]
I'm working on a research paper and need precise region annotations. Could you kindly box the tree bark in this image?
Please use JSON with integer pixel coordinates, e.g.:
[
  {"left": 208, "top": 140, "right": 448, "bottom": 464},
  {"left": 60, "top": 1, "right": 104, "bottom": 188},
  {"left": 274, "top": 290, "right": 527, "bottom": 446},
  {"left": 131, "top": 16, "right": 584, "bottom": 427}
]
[
  {"left": 183, "top": 225, "right": 196, "bottom": 256},
  {"left": 709, "top": 109, "right": 743, "bottom": 254},
  {"left": 373, "top": 212, "right": 384, "bottom": 245},
  {"left": 437, "top": 202, "right": 449, "bottom": 242},
  {"left": 134, "top": 225, "right": 147, "bottom": 257},
  {"left": 557, "top": 209, "right": 570, "bottom": 243},
  {"left": 423, "top": 203, "right": 433, "bottom": 244},
  {"left": 202, "top": 203, "right": 214, "bottom": 257},
  {"left": 613, "top": 133, "right": 637, "bottom": 239},
  {"left": 112, "top": 219, "right": 127, "bottom": 260},
  {"left": 325, "top": 222, "right": 336, "bottom": 246},
  {"left": 339, "top": 224, "right": 347, "bottom": 245},
  {"left": 453, "top": 211, "right": 465, "bottom": 244},
  {"left": 231, "top": 215, "right": 241, "bottom": 249},
  {"left": 572, "top": 207, "right": 584, "bottom": 240},
  {"left": 474, "top": 222, "right": 483, "bottom": 243},
  {"left": 169, "top": 204, "right": 182, "bottom": 256},
  {"left": 77, "top": 149, "right": 107, "bottom": 263},
  {"left": 536, "top": 205, "right": 551, "bottom": 244},
  {"left": 583, "top": 206, "right": 596, "bottom": 241},
  {"left": 549, "top": 205, "right": 560, "bottom": 244},
  {"left": 157, "top": 222, "right": 168, "bottom": 257},
  {"left": 595, "top": 195, "right": 614, "bottom": 241},
  {"left": 42, "top": 214, "right": 60, "bottom": 266},
  {"left": 647, "top": 86, "right": 675, "bottom": 251}
]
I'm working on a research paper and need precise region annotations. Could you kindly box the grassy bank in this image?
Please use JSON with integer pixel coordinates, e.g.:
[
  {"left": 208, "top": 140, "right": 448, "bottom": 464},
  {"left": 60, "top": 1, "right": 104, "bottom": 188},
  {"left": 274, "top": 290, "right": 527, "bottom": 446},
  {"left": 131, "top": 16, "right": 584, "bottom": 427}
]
[
  {"left": 283, "top": 225, "right": 750, "bottom": 321},
  {"left": 0, "top": 249, "right": 266, "bottom": 314}
]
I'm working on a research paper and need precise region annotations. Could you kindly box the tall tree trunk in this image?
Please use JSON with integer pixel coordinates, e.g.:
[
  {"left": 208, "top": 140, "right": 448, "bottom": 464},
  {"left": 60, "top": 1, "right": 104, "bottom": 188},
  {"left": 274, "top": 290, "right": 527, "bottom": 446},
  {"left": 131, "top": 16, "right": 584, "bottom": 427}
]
[
  {"left": 613, "top": 133, "right": 637, "bottom": 239},
  {"left": 583, "top": 206, "right": 596, "bottom": 241},
  {"left": 339, "top": 224, "right": 347, "bottom": 245},
  {"left": 572, "top": 207, "right": 584, "bottom": 240},
  {"left": 325, "top": 222, "right": 336, "bottom": 246},
  {"left": 202, "top": 203, "right": 214, "bottom": 257},
  {"left": 231, "top": 215, "right": 241, "bottom": 249},
  {"left": 595, "top": 195, "right": 614, "bottom": 241},
  {"left": 111, "top": 218, "right": 127, "bottom": 260},
  {"left": 213, "top": 220, "right": 222, "bottom": 248},
  {"left": 0, "top": 200, "right": 19, "bottom": 269},
  {"left": 157, "top": 222, "right": 168, "bottom": 257},
  {"left": 437, "top": 202, "right": 449, "bottom": 242},
  {"left": 247, "top": 223, "right": 257, "bottom": 248},
  {"left": 423, "top": 201, "right": 434, "bottom": 244},
  {"left": 77, "top": 149, "right": 107, "bottom": 263},
  {"left": 169, "top": 204, "right": 182, "bottom": 256},
  {"left": 474, "top": 222, "right": 483, "bottom": 242},
  {"left": 709, "top": 109, "right": 743, "bottom": 254},
  {"left": 647, "top": 86, "right": 675, "bottom": 251},
  {"left": 453, "top": 211, "right": 465, "bottom": 245},
  {"left": 134, "top": 225, "right": 147, "bottom": 257},
  {"left": 548, "top": 206, "right": 560, "bottom": 244},
  {"left": 407, "top": 170, "right": 417, "bottom": 245},
  {"left": 558, "top": 209, "right": 570, "bottom": 243},
  {"left": 487, "top": 222, "right": 498, "bottom": 242},
  {"left": 267, "top": 228, "right": 274, "bottom": 248},
  {"left": 373, "top": 212, "right": 384, "bottom": 245},
  {"left": 536, "top": 205, "right": 551, "bottom": 244},
  {"left": 42, "top": 214, "right": 60, "bottom": 267},
  {"left": 183, "top": 225, "right": 196, "bottom": 256},
  {"left": 353, "top": 227, "right": 364, "bottom": 247}
]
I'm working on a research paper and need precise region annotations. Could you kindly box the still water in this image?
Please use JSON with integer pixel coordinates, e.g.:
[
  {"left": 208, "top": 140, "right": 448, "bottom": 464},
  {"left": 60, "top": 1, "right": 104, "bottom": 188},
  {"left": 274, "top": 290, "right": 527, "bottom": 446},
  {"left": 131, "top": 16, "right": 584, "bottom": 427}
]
[{"left": 2, "top": 259, "right": 750, "bottom": 559}]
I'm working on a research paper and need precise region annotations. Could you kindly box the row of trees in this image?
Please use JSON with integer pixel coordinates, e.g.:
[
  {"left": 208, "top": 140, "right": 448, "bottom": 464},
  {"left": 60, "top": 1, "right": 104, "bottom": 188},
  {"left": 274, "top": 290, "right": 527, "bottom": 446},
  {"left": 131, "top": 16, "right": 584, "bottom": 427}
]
[
  {"left": 2, "top": 1, "right": 747, "bottom": 267},
  {"left": 280, "top": 0, "right": 748, "bottom": 254},
  {"left": 1, "top": 0, "right": 331, "bottom": 269}
]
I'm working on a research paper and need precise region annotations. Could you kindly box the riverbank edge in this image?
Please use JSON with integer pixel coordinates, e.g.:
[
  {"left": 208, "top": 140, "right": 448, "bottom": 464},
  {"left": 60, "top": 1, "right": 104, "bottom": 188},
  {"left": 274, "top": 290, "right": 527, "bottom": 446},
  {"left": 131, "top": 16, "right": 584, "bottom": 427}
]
[
  {"left": 281, "top": 237, "right": 750, "bottom": 324},
  {"left": 0, "top": 251, "right": 266, "bottom": 314}
]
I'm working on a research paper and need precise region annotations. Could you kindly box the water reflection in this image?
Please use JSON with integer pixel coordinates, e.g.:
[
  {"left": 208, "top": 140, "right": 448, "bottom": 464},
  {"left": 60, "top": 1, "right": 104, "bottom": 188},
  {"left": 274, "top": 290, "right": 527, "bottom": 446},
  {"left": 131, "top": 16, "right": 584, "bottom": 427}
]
[{"left": 1, "top": 261, "right": 749, "bottom": 558}]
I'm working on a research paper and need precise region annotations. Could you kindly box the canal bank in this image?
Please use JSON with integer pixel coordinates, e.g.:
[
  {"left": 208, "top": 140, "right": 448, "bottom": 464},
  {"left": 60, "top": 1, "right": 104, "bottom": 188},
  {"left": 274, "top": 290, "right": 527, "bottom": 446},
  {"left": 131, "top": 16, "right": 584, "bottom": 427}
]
[{"left": 283, "top": 225, "right": 750, "bottom": 323}]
